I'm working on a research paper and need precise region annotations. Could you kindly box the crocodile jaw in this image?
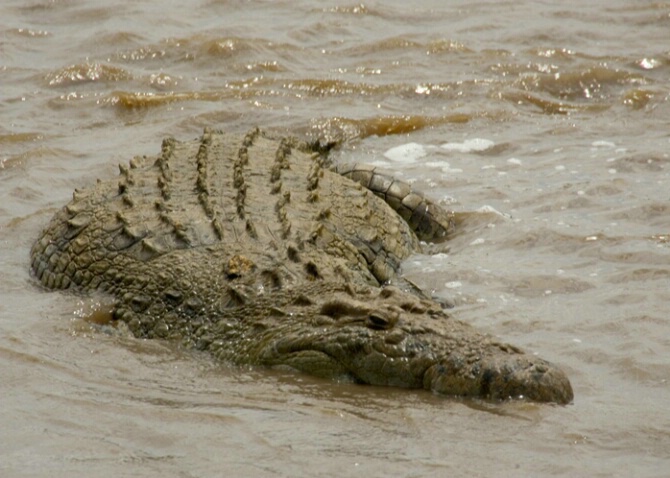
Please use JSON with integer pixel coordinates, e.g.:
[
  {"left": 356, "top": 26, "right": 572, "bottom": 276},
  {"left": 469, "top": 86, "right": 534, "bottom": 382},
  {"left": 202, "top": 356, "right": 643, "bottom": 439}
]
[
  {"left": 263, "top": 329, "right": 573, "bottom": 404},
  {"left": 253, "top": 287, "right": 574, "bottom": 405}
]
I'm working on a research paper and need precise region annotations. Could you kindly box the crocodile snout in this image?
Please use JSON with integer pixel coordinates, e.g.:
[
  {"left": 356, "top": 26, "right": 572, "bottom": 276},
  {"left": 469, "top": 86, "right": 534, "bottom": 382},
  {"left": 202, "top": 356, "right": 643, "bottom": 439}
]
[{"left": 424, "top": 354, "right": 573, "bottom": 404}]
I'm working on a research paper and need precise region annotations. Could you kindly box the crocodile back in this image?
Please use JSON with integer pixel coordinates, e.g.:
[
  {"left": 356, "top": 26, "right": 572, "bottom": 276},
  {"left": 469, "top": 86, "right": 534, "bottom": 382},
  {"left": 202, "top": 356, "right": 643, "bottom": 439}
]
[{"left": 31, "top": 128, "right": 420, "bottom": 295}]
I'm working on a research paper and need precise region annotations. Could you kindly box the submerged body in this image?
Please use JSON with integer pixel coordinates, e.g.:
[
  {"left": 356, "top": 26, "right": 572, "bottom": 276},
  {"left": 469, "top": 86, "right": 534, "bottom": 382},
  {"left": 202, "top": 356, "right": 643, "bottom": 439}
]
[{"left": 31, "top": 128, "right": 573, "bottom": 404}]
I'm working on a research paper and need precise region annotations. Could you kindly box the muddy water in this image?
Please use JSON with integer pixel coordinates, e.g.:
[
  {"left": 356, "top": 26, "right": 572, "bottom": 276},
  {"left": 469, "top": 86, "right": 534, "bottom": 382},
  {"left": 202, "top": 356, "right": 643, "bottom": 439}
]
[{"left": 2, "top": 1, "right": 669, "bottom": 476}]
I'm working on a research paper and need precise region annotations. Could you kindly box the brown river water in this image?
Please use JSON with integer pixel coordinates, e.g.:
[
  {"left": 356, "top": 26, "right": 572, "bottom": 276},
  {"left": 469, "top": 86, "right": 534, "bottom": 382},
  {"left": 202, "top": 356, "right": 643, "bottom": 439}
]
[{"left": 2, "top": 1, "right": 669, "bottom": 476}]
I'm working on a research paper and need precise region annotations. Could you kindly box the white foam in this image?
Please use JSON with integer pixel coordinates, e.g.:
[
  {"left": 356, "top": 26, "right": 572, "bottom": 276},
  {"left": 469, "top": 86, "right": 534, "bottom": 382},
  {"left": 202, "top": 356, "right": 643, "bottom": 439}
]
[
  {"left": 441, "top": 138, "right": 494, "bottom": 153},
  {"left": 591, "top": 140, "right": 616, "bottom": 148},
  {"left": 477, "top": 204, "right": 503, "bottom": 216},
  {"left": 477, "top": 205, "right": 507, "bottom": 217},
  {"left": 425, "top": 160, "right": 451, "bottom": 169},
  {"left": 425, "top": 160, "right": 463, "bottom": 173},
  {"left": 383, "top": 142, "right": 427, "bottom": 163},
  {"left": 369, "top": 159, "right": 392, "bottom": 168}
]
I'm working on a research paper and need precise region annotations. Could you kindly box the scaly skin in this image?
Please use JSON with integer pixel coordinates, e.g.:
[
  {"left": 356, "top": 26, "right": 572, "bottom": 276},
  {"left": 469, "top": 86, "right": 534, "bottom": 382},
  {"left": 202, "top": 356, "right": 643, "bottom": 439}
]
[
  {"left": 30, "top": 128, "right": 573, "bottom": 404},
  {"left": 199, "top": 283, "right": 572, "bottom": 403}
]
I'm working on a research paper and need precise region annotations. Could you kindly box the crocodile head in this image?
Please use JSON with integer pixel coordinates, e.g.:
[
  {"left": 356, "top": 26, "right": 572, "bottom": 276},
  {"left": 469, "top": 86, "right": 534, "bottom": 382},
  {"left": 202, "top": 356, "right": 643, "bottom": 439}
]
[{"left": 231, "top": 284, "right": 574, "bottom": 404}]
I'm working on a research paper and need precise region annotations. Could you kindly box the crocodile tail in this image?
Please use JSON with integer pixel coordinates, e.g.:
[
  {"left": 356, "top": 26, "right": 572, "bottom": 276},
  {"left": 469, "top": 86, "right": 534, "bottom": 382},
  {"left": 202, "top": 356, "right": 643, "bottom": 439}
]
[{"left": 335, "top": 163, "right": 454, "bottom": 242}]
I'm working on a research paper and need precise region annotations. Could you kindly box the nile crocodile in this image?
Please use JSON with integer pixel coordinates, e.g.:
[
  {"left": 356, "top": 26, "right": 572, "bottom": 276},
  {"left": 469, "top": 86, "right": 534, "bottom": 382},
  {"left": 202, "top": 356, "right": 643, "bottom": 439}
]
[{"left": 31, "top": 128, "right": 573, "bottom": 404}]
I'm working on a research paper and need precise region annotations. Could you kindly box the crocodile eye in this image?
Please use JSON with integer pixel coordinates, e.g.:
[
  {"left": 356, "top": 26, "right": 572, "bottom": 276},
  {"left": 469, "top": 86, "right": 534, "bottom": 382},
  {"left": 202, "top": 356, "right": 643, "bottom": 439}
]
[{"left": 366, "top": 311, "right": 397, "bottom": 330}]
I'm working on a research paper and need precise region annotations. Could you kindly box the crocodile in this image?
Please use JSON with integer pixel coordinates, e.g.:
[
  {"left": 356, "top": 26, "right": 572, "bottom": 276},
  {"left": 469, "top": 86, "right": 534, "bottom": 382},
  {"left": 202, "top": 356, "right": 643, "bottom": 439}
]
[{"left": 31, "top": 127, "right": 573, "bottom": 404}]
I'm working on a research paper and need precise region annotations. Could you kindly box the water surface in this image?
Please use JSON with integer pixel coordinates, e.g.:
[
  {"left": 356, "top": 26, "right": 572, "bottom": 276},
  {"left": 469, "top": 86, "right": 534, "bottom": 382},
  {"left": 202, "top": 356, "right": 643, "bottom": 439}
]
[{"left": 2, "top": 1, "right": 669, "bottom": 476}]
